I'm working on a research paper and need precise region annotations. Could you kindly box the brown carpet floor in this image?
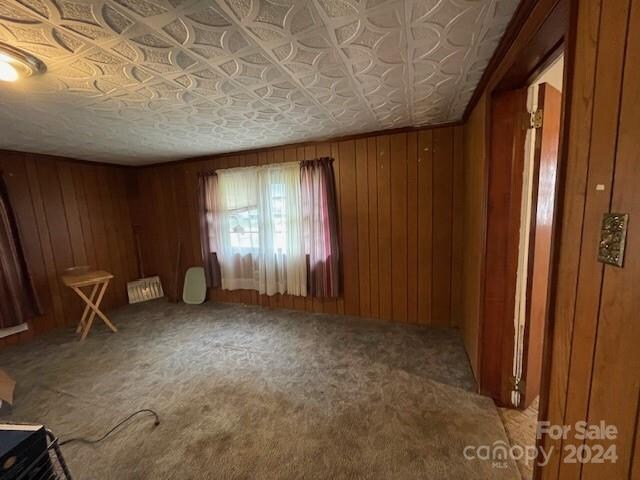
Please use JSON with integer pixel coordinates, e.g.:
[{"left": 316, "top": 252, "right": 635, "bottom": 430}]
[{"left": 0, "top": 300, "right": 519, "bottom": 479}]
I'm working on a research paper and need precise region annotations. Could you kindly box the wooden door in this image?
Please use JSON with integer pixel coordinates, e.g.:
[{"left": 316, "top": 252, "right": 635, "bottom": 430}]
[
  {"left": 481, "top": 87, "right": 528, "bottom": 405},
  {"left": 520, "top": 83, "right": 562, "bottom": 408}
]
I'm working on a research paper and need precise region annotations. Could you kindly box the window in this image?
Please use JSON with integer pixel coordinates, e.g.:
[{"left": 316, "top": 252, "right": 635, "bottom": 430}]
[
  {"left": 199, "top": 157, "right": 339, "bottom": 298},
  {"left": 227, "top": 206, "right": 259, "bottom": 251},
  {"left": 224, "top": 183, "right": 287, "bottom": 253},
  {"left": 213, "top": 163, "right": 307, "bottom": 295}
]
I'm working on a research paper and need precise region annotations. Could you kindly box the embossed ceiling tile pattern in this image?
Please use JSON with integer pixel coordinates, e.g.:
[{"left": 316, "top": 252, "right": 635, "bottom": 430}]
[{"left": 0, "top": 0, "right": 519, "bottom": 164}]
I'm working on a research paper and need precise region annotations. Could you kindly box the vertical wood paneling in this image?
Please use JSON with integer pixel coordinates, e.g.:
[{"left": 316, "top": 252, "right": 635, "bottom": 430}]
[
  {"left": 460, "top": 0, "right": 640, "bottom": 477},
  {"left": 58, "top": 176, "right": 87, "bottom": 321},
  {"left": 26, "top": 158, "right": 66, "bottom": 327},
  {"left": 417, "top": 130, "right": 433, "bottom": 325},
  {"left": 540, "top": 0, "right": 601, "bottom": 474},
  {"left": 155, "top": 166, "right": 173, "bottom": 290},
  {"left": 390, "top": 133, "right": 408, "bottom": 322},
  {"left": 91, "top": 167, "right": 124, "bottom": 308},
  {"left": 163, "top": 170, "right": 181, "bottom": 300},
  {"left": 72, "top": 165, "right": 98, "bottom": 270},
  {"left": 166, "top": 166, "right": 184, "bottom": 302},
  {"left": 432, "top": 128, "right": 453, "bottom": 326},
  {"left": 81, "top": 126, "right": 464, "bottom": 346},
  {"left": 1, "top": 126, "right": 462, "bottom": 349},
  {"left": 355, "top": 138, "right": 370, "bottom": 318},
  {"left": 556, "top": 1, "right": 631, "bottom": 477},
  {"left": 367, "top": 136, "right": 380, "bottom": 319},
  {"left": 58, "top": 163, "right": 87, "bottom": 267},
  {"left": 0, "top": 156, "right": 52, "bottom": 337},
  {"left": 338, "top": 140, "right": 359, "bottom": 316},
  {"left": 451, "top": 126, "right": 465, "bottom": 327},
  {"left": 580, "top": 0, "right": 640, "bottom": 476},
  {"left": 187, "top": 164, "right": 202, "bottom": 268},
  {"left": 460, "top": 98, "right": 487, "bottom": 380},
  {"left": 406, "top": 132, "right": 419, "bottom": 324},
  {"left": 377, "top": 135, "right": 392, "bottom": 321},
  {"left": 98, "top": 166, "right": 127, "bottom": 306},
  {"left": 134, "top": 167, "right": 158, "bottom": 279},
  {"left": 38, "top": 161, "right": 77, "bottom": 318},
  {"left": 0, "top": 152, "right": 137, "bottom": 347},
  {"left": 114, "top": 171, "right": 137, "bottom": 283}
]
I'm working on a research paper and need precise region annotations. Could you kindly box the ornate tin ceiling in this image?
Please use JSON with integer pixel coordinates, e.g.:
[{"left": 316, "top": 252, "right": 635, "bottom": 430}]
[{"left": 0, "top": 0, "right": 519, "bottom": 164}]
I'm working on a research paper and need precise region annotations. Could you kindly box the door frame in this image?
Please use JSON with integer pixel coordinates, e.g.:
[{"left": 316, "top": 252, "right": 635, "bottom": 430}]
[
  {"left": 468, "top": 0, "right": 576, "bottom": 476},
  {"left": 480, "top": 79, "right": 564, "bottom": 408},
  {"left": 477, "top": 0, "right": 571, "bottom": 397}
]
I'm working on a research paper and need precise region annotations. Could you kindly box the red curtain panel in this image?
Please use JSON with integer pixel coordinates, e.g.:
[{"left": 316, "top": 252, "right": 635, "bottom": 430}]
[
  {"left": 300, "top": 158, "right": 340, "bottom": 298},
  {"left": 198, "top": 171, "right": 221, "bottom": 288}
]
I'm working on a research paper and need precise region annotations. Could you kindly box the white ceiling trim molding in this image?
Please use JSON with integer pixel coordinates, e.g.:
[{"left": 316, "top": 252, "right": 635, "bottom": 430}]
[{"left": 0, "top": 0, "right": 519, "bottom": 165}]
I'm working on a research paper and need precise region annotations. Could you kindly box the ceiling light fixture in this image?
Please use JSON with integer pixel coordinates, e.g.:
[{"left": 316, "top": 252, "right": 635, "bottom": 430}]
[{"left": 0, "top": 43, "right": 46, "bottom": 82}]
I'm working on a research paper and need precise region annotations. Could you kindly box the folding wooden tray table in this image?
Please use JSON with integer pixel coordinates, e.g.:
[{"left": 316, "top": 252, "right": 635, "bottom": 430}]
[{"left": 61, "top": 270, "right": 117, "bottom": 341}]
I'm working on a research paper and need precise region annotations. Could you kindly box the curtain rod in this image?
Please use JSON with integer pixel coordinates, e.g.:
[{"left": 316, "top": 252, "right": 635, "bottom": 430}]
[
  {"left": 213, "top": 160, "right": 300, "bottom": 175},
  {"left": 199, "top": 157, "right": 333, "bottom": 177}
]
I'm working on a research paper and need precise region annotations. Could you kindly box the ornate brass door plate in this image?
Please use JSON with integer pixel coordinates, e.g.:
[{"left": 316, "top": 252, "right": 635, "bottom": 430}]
[{"left": 598, "top": 213, "right": 629, "bottom": 267}]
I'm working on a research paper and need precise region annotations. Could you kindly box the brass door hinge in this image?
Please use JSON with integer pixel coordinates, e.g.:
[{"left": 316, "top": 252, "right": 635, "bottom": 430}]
[{"left": 529, "top": 109, "right": 543, "bottom": 129}]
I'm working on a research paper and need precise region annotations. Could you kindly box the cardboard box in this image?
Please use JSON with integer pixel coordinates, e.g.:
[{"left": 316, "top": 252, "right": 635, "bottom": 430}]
[{"left": 0, "top": 368, "right": 15, "bottom": 406}]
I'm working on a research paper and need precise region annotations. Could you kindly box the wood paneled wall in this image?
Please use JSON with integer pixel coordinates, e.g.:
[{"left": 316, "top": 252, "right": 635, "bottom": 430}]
[
  {"left": 542, "top": 0, "right": 640, "bottom": 477},
  {"left": 462, "top": 0, "right": 640, "bottom": 476},
  {"left": 0, "top": 151, "right": 138, "bottom": 348},
  {"left": 130, "top": 126, "right": 465, "bottom": 326},
  {"left": 459, "top": 0, "right": 568, "bottom": 390},
  {"left": 461, "top": 99, "right": 487, "bottom": 379}
]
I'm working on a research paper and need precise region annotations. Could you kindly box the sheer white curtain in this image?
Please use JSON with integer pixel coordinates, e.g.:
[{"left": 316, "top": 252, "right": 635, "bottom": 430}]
[
  {"left": 217, "top": 168, "right": 259, "bottom": 290},
  {"left": 216, "top": 163, "right": 306, "bottom": 296}
]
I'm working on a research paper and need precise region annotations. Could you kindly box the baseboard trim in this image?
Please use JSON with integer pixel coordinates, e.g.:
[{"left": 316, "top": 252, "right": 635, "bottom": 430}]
[{"left": 0, "top": 323, "right": 29, "bottom": 339}]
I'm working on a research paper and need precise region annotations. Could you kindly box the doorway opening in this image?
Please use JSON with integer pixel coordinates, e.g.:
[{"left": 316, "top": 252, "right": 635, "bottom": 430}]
[
  {"left": 513, "top": 54, "right": 564, "bottom": 410},
  {"left": 480, "top": 49, "right": 566, "bottom": 406},
  {"left": 498, "top": 54, "right": 565, "bottom": 480}
]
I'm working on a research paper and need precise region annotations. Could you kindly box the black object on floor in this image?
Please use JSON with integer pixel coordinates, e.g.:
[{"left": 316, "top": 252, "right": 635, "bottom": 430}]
[
  {"left": 59, "top": 408, "right": 160, "bottom": 447},
  {"left": 0, "top": 423, "right": 72, "bottom": 479}
]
